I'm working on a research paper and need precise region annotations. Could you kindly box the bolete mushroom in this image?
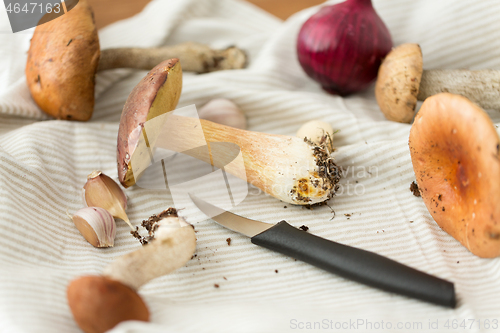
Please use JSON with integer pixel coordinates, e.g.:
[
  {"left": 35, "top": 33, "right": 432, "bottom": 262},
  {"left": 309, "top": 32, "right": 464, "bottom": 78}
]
[
  {"left": 68, "top": 210, "right": 196, "bottom": 333},
  {"left": 375, "top": 43, "right": 500, "bottom": 123},
  {"left": 409, "top": 93, "right": 500, "bottom": 258},
  {"left": 117, "top": 59, "right": 341, "bottom": 205},
  {"left": 25, "top": 0, "right": 246, "bottom": 121}
]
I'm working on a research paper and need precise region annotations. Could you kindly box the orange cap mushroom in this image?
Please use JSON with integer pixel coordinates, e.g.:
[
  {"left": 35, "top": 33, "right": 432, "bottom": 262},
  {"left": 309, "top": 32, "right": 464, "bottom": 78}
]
[{"left": 409, "top": 93, "right": 500, "bottom": 258}]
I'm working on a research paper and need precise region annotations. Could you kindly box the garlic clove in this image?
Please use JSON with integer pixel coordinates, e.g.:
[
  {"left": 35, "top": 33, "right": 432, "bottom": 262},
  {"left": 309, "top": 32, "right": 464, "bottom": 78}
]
[
  {"left": 296, "top": 120, "right": 335, "bottom": 152},
  {"left": 198, "top": 98, "right": 247, "bottom": 130},
  {"left": 84, "top": 170, "right": 133, "bottom": 231},
  {"left": 72, "top": 207, "right": 116, "bottom": 248}
]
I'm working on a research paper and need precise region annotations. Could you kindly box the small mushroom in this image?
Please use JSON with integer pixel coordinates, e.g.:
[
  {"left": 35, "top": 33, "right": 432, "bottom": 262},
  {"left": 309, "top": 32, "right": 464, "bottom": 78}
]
[
  {"left": 118, "top": 60, "right": 341, "bottom": 205},
  {"left": 67, "top": 212, "right": 196, "bottom": 333},
  {"left": 25, "top": 0, "right": 246, "bottom": 121},
  {"left": 376, "top": 43, "right": 500, "bottom": 123},
  {"left": 409, "top": 93, "right": 500, "bottom": 258}
]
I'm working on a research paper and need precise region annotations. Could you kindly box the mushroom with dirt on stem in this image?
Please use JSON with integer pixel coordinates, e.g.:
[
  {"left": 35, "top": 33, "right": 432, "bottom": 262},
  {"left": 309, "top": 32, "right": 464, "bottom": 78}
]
[
  {"left": 67, "top": 209, "right": 196, "bottom": 333},
  {"left": 409, "top": 92, "right": 500, "bottom": 258},
  {"left": 25, "top": 0, "right": 247, "bottom": 121},
  {"left": 375, "top": 43, "right": 500, "bottom": 123},
  {"left": 117, "top": 59, "right": 341, "bottom": 205}
]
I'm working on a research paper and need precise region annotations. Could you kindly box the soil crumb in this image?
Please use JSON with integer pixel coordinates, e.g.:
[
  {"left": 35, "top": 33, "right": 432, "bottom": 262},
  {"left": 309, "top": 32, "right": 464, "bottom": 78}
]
[{"left": 410, "top": 181, "right": 421, "bottom": 197}]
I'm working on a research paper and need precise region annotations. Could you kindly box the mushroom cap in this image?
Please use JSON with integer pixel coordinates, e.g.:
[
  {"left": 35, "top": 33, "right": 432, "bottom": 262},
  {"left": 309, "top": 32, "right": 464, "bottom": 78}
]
[
  {"left": 375, "top": 43, "right": 423, "bottom": 123},
  {"left": 117, "top": 58, "right": 182, "bottom": 187},
  {"left": 67, "top": 276, "right": 149, "bottom": 333},
  {"left": 409, "top": 93, "right": 500, "bottom": 258},
  {"left": 25, "top": 0, "right": 100, "bottom": 121}
]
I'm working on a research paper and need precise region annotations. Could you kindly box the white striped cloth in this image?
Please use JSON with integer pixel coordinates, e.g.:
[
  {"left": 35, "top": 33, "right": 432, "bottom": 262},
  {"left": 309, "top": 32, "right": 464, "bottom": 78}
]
[{"left": 0, "top": 0, "right": 500, "bottom": 332}]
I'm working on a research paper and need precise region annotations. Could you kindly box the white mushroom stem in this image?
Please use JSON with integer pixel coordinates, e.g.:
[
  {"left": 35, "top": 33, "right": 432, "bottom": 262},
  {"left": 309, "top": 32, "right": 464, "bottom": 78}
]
[
  {"left": 98, "top": 42, "right": 247, "bottom": 73},
  {"left": 103, "top": 216, "right": 196, "bottom": 290},
  {"left": 418, "top": 69, "right": 500, "bottom": 110},
  {"left": 136, "top": 115, "right": 340, "bottom": 205}
]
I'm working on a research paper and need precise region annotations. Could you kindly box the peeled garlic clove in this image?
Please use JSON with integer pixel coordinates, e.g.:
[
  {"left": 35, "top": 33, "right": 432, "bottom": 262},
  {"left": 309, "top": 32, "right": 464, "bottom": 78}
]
[
  {"left": 72, "top": 207, "right": 116, "bottom": 248},
  {"left": 198, "top": 98, "right": 247, "bottom": 129},
  {"left": 84, "top": 171, "right": 133, "bottom": 231},
  {"left": 297, "top": 120, "right": 335, "bottom": 152}
]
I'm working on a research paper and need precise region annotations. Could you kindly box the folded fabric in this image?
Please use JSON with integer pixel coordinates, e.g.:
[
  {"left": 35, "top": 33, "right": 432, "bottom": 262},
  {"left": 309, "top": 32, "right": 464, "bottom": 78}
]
[{"left": 0, "top": 0, "right": 499, "bottom": 332}]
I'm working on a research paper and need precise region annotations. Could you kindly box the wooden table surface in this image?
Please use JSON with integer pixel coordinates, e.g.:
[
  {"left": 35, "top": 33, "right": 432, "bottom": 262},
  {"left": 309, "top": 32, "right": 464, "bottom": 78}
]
[{"left": 87, "top": 0, "right": 324, "bottom": 29}]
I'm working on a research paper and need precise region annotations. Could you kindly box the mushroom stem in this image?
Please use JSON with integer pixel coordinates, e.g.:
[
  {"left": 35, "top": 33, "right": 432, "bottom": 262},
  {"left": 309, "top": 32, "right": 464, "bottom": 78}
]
[
  {"left": 134, "top": 115, "right": 341, "bottom": 205},
  {"left": 103, "top": 215, "right": 196, "bottom": 290},
  {"left": 418, "top": 69, "right": 500, "bottom": 110},
  {"left": 98, "top": 42, "right": 247, "bottom": 73}
]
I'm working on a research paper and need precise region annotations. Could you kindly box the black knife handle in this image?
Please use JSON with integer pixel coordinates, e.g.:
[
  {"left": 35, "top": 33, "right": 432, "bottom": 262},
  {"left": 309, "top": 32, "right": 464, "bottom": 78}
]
[{"left": 251, "top": 221, "right": 456, "bottom": 308}]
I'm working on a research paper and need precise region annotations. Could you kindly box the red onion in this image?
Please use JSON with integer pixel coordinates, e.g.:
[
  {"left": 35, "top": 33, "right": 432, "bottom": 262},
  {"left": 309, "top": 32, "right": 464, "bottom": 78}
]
[{"left": 297, "top": 0, "right": 393, "bottom": 96}]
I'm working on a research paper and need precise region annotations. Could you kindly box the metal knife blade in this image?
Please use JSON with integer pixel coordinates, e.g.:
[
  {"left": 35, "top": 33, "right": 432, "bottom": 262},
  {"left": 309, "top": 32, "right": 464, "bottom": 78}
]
[
  {"left": 189, "top": 194, "right": 456, "bottom": 308},
  {"left": 189, "top": 194, "right": 272, "bottom": 237}
]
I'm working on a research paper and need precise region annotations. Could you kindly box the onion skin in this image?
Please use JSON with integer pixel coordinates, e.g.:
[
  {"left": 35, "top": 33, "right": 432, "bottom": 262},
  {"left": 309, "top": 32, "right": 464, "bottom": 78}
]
[{"left": 297, "top": 0, "right": 393, "bottom": 96}]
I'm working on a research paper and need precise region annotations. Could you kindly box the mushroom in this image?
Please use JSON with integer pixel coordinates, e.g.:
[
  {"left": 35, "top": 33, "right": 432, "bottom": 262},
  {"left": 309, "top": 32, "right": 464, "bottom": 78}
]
[
  {"left": 25, "top": 0, "right": 246, "bottom": 121},
  {"left": 67, "top": 210, "right": 196, "bottom": 333},
  {"left": 409, "top": 93, "right": 500, "bottom": 258},
  {"left": 375, "top": 43, "right": 500, "bottom": 123},
  {"left": 117, "top": 59, "right": 341, "bottom": 205}
]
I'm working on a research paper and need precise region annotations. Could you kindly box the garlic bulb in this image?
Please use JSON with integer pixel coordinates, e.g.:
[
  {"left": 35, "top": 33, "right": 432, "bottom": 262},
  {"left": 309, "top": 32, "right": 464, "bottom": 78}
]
[
  {"left": 72, "top": 207, "right": 116, "bottom": 248},
  {"left": 296, "top": 120, "right": 335, "bottom": 152},
  {"left": 198, "top": 98, "right": 247, "bottom": 129},
  {"left": 83, "top": 171, "right": 133, "bottom": 230}
]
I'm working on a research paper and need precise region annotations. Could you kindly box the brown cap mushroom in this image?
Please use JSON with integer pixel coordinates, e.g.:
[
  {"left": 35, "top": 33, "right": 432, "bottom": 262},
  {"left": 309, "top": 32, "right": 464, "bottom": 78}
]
[
  {"left": 25, "top": 0, "right": 246, "bottom": 121},
  {"left": 375, "top": 44, "right": 423, "bottom": 123},
  {"left": 118, "top": 59, "right": 341, "bottom": 205},
  {"left": 376, "top": 43, "right": 500, "bottom": 123},
  {"left": 117, "top": 58, "right": 182, "bottom": 188},
  {"left": 25, "top": 0, "right": 100, "bottom": 121},
  {"left": 409, "top": 93, "right": 500, "bottom": 258},
  {"left": 68, "top": 212, "right": 196, "bottom": 333},
  {"left": 67, "top": 276, "right": 149, "bottom": 333}
]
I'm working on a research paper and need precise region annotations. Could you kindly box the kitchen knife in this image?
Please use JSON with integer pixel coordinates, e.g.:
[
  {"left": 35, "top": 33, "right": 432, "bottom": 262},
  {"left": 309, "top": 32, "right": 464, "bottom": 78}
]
[{"left": 189, "top": 194, "right": 456, "bottom": 308}]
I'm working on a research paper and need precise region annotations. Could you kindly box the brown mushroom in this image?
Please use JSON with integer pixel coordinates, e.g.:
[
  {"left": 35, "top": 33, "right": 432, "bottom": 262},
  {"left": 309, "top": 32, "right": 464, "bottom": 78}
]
[
  {"left": 67, "top": 276, "right": 149, "bottom": 333},
  {"left": 118, "top": 59, "right": 341, "bottom": 205},
  {"left": 68, "top": 212, "right": 196, "bottom": 333},
  {"left": 117, "top": 58, "right": 182, "bottom": 188},
  {"left": 25, "top": 0, "right": 246, "bottom": 121},
  {"left": 376, "top": 43, "right": 500, "bottom": 123},
  {"left": 409, "top": 93, "right": 500, "bottom": 258}
]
